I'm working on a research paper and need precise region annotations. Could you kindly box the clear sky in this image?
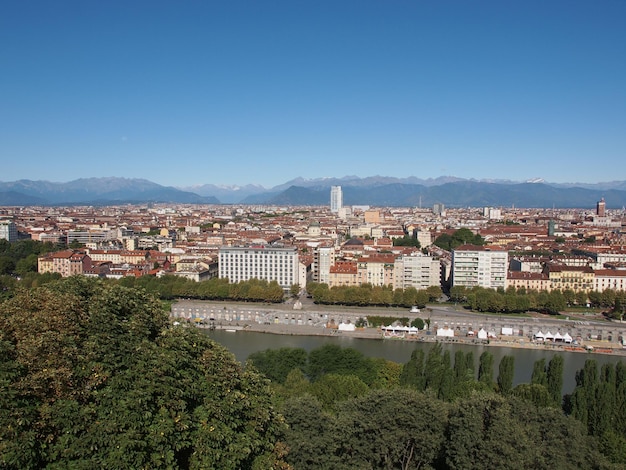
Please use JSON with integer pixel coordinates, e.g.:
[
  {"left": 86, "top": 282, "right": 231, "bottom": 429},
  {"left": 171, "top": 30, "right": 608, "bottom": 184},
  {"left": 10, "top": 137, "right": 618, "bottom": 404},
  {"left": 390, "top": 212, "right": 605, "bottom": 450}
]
[{"left": 1, "top": 1, "right": 624, "bottom": 189}]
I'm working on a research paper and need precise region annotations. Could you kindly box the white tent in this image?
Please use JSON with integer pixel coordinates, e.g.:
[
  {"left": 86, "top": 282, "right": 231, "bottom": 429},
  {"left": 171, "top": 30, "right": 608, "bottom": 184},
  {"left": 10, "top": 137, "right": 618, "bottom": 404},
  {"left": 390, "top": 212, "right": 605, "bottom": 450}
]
[
  {"left": 544, "top": 331, "right": 554, "bottom": 342},
  {"left": 338, "top": 322, "right": 355, "bottom": 331},
  {"left": 562, "top": 332, "right": 573, "bottom": 343},
  {"left": 477, "top": 328, "right": 488, "bottom": 339},
  {"left": 554, "top": 332, "right": 563, "bottom": 342},
  {"left": 436, "top": 327, "right": 454, "bottom": 337},
  {"left": 534, "top": 331, "right": 545, "bottom": 341}
]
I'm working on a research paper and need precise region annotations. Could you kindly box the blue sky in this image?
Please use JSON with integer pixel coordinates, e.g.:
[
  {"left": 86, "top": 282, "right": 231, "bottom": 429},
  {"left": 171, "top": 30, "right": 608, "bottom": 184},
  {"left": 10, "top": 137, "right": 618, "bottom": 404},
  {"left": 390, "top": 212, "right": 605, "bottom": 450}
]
[{"left": 1, "top": 1, "right": 624, "bottom": 188}]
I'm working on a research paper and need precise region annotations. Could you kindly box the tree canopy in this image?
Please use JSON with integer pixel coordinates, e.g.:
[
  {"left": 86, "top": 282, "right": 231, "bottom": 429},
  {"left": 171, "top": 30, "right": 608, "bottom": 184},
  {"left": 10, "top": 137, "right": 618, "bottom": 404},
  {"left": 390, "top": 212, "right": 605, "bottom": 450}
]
[
  {"left": 0, "top": 276, "right": 287, "bottom": 469},
  {"left": 434, "top": 228, "right": 485, "bottom": 251}
]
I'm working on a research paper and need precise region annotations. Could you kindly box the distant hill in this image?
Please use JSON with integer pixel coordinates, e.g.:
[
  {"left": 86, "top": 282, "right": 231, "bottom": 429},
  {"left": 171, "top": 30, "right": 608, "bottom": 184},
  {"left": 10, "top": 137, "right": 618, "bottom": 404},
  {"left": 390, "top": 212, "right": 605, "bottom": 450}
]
[
  {"left": 180, "top": 183, "right": 266, "bottom": 203},
  {"left": 0, "top": 178, "right": 218, "bottom": 205},
  {"left": 187, "top": 176, "right": 626, "bottom": 208},
  {"left": 2, "top": 176, "right": 625, "bottom": 208},
  {"left": 0, "top": 191, "right": 46, "bottom": 206},
  {"left": 256, "top": 181, "right": 626, "bottom": 209}
]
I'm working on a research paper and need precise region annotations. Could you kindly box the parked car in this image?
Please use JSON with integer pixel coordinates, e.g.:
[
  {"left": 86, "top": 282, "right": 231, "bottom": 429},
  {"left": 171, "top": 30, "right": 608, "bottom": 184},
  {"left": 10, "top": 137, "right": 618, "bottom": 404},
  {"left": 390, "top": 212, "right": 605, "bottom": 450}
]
[{"left": 409, "top": 306, "right": 420, "bottom": 313}]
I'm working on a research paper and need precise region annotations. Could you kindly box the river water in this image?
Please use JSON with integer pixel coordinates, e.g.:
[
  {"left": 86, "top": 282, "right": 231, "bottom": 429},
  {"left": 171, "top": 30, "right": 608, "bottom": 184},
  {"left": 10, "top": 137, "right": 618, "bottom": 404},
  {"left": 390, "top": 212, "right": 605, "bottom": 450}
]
[{"left": 203, "top": 329, "right": 626, "bottom": 394}]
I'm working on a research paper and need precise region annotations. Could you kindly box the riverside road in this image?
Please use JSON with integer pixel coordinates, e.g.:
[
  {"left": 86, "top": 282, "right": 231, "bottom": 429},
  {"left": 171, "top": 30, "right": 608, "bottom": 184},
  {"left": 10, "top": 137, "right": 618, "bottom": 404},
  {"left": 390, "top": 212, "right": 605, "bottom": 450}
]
[{"left": 171, "top": 299, "right": 626, "bottom": 348}]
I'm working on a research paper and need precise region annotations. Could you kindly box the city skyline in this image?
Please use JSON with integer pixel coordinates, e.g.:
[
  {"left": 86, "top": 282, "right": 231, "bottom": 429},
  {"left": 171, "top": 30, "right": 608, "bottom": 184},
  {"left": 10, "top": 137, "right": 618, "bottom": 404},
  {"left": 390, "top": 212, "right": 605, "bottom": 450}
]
[{"left": 1, "top": 1, "right": 624, "bottom": 188}]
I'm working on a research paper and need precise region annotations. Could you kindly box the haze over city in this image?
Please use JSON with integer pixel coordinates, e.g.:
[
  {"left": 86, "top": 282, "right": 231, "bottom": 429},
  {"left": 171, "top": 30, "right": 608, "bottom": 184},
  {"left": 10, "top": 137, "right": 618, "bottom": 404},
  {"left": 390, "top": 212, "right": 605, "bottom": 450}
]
[{"left": 1, "top": 1, "right": 624, "bottom": 188}]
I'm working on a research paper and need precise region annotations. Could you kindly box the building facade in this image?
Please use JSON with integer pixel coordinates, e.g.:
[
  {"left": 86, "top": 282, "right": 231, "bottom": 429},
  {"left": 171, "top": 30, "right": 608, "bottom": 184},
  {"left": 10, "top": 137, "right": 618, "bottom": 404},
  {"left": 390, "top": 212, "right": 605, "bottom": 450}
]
[
  {"left": 218, "top": 245, "right": 299, "bottom": 291},
  {"left": 314, "top": 245, "right": 335, "bottom": 285},
  {"left": 330, "top": 186, "right": 343, "bottom": 213},
  {"left": 452, "top": 244, "right": 507, "bottom": 289},
  {"left": 0, "top": 220, "right": 18, "bottom": 242},
  {"left": 38, "top": 250, "right": 92, "bottom": 277},
  {"left": 394, "top": 252, "right": 441, "bottom": 290}
]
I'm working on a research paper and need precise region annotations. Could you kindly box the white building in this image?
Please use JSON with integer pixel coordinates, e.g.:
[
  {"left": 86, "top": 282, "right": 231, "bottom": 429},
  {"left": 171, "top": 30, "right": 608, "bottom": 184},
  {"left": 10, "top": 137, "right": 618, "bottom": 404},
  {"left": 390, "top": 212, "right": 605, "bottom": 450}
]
[
  {"left": 315, "top": 245, "right": 335, "bottom": 285},
  {"left": 66, "top": 229, "right": 117, "bottom": 246},
  {"left": 219, "top": 245, "right": 300, "bottom": 292},
  {"left": 330, "top": 186, "right": 343, "bottom": 213},
  {"left": 452, "top": 244, "right": 508, "bottom": 289},
  {"left": 0, "top": 220, "right": 18, "bottom": 242},
  {"left": 394, "top": 252, "right": 441, "bottom": 290},
  {"left": 415, "top": 228, "right": 432, "bottom": 248},
  {"left": 594, "top": 269, "right": 626, "bottom": 293},
  {"left": 483, "top": 207, "right": 502, "bottom": 220}
]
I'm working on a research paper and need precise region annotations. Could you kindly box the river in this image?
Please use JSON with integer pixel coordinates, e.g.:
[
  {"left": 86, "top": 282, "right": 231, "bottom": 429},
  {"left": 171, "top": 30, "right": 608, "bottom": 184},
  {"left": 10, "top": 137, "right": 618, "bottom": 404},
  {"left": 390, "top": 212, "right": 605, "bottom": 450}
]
[{"left": 203, "top": 329, "right": 625, "bottom": 394}]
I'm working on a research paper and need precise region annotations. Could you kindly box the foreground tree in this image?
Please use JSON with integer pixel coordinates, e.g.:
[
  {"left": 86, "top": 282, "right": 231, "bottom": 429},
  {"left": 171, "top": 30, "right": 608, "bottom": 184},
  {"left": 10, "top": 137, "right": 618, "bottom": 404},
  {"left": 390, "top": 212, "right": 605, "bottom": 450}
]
[
  {"left": 497, "top": 355, "right": 515, "bottom": 395},
  {"left": 0, "top": 277, "right": 287, "bottom": 469},
  {"left": 333, "top": 389, "right": 448, "bottom": 470},
  {"left": 445, "top": 393, "right": 608, "bottom": 469}
]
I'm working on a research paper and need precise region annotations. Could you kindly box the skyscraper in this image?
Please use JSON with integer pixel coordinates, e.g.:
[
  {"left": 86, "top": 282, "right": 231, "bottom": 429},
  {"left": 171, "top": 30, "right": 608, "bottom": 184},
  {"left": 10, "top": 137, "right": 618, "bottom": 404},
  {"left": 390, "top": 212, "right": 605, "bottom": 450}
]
[
  {"left": 597, "top": 198, "right": 606, "bottom": 217},
  {"left": 330, "top": 186, "right": 343, "bottom": 213},
  {"left": 0, "top": 220, "right": 18, "bottom": 242}
]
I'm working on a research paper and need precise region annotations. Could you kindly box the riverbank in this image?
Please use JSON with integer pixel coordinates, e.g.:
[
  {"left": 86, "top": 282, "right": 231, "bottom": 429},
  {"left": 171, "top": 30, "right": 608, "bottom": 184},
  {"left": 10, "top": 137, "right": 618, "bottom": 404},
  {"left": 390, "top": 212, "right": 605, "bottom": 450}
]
[
  {"left": 175, "top": 299, "right": 626, "bottom": 357},
  {"left": 220, "top": 321, "right": 626, "bottom": 357}
]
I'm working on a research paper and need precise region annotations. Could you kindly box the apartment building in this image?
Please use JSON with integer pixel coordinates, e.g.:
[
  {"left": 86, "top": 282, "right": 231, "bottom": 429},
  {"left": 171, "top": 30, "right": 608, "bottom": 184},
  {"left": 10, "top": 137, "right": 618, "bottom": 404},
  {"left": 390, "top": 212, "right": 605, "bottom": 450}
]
[
  {"left": 0, "top": 220, "right": 18, "bottom": 242},
  {"left": 87, "top": 249, "right": 150, "bottom": 265},
  {"left": 393, "top": 252, "right": 441, "bottom": 290},
  {"left": 38, "top": 250, "right": 92, "bottom": 277},
  {"left": 507, "top": 271, "right": 551, "bottom": 291},
  {"left": 66, "top": 229, "right": 117, "bottom": 246},
  {"left": 218, "top": 245, "right": 299, "bottom": 291},
  {"left": 594, "top": 269, "right": 626, "bottom": 292},
  {"left": 328, "top": 260, "right": 360, "bottom": 287},
  {"left": 544, "top": 264, "right": 594, "bottom": 293},
  {"left": 357, "top": 253, "right": 396, "bottom": 287},
  {"left": 314, "top": 245, "right": 335, "bottom": 285},
  {"left": 451, "top": 244, "right": 507, "bottom": 289}
]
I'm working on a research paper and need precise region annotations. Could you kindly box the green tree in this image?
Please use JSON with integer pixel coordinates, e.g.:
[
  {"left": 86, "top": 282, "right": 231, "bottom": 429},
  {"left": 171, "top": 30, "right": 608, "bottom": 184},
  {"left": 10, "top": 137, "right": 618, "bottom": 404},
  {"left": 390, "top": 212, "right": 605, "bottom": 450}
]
[
  {"left": 445, "top": 393, "right": 607, "bottom": 469},
  {"left": 310, "top": 373, "right": 369, "bottom": 408},
  {"left": 392, "top": 235, "right": 421, "bottom": 247},
  {"left": 513, "top": 383, "right": 552, "bottom": 408},
  {"left": 280, "top": 395, "right": 339, "bottom": 469},
  {"left": 333, "top": 389, "right": 448, "bottom": 470},
  {"left": 248, "top": 347, "right": 308, "bottom": 384},
  {"left": 276, "top": 367, "right": 311, "bottom": 400},
  {"left": 0, "top": 278, "right": 287, "bottom": 469},
  {"left": 0, "top": 256, "right": 15, "bottom": 275},
  {"left": 546, "top": 355, "right": 564, "bottom": 406},
  {"left": 497, "top": 355, "right": 515, "bottom": 395},
  {"left": 478, "top": 351, "right": 494, "bottom": 388},
  {"left": 399, "top": 349, "right": 426, "bottom": 390},
  {"left": 531, "top": 358, "right": 548, "bottom": 387},
  {"left": 307, "top": 344, "right": 375, "bottom": 385}
]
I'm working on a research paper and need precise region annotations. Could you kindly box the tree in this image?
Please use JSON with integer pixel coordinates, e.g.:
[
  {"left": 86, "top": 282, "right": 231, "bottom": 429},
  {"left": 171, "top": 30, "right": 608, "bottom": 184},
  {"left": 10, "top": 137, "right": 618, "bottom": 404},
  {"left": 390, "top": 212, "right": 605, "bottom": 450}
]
[
  {"left": 289, "top": 283, "right": 300, "bottom": 298},
  {"left": 445, "top": 393, "right": 608, "bottom": 469},
  {"left": 392, "top": 235, "right": 420, "bottom": 247},
  {"left": 546, "top": 355, "right": 564, "bottom": 406},
  {"left": 0, "top": 256, "right": 15, "bottom": 275},
  {"left": 307, "top": 344, "right": 375, "bottom": 385},
  {"left": 0, "top": 278, "right": 288, "bottom": 469},
  {"left": 276, "top": 367, "right": 311, "bottom": 400},
  {"left": 280, "top": 395, "right": 340, "bottom": 469},
  {"left": 497, "top": 355, "right": 515, "bottom": 395},
  {"left": 310, "top": 373, "right": 369, "bottom": 408},
  {"left": 248, "top": 347, "right": 308, "bottom": 384},
  {"left": 399, "top": 349, "right": 426, "bottom": 390},
  {"left": 332, "top": 389, "right": 448, "bottom": 470},
  {"left": 531, "top": 358, "right": 548, "bottom": 387},
  {"left": 478, "top": 351, "right": 494, "bottom": 388}
]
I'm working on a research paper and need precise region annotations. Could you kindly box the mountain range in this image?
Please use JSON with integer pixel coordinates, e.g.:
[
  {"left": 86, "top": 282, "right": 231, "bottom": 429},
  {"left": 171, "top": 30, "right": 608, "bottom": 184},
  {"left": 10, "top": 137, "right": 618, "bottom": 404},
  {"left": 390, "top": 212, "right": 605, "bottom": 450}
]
[{"left": 1, "top": 176, "right": 625, "bottom": 208}]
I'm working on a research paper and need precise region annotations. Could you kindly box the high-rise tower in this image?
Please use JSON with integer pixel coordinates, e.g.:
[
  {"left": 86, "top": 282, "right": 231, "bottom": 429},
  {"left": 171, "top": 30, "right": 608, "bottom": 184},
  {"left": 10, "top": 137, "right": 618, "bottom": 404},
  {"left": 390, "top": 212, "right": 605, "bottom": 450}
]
[
  {"left": 597, "top": 198, "right": 606, "bottom": 217},
  {"left": 330, "top": 186, "right": 343, "bottom": 213}
]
